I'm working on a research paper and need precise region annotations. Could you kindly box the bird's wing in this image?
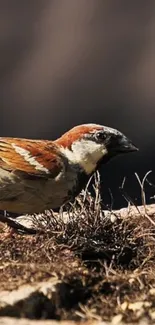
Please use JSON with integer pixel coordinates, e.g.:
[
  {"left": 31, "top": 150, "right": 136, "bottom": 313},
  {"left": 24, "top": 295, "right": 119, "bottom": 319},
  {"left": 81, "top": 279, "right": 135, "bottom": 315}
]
[{"left": 0, "top": 138, "right": 64, "bottom": 179}]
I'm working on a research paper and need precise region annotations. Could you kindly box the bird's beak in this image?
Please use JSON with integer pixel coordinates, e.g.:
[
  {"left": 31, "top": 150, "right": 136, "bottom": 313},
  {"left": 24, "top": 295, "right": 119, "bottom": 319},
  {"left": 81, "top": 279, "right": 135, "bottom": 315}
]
[
  {"left": 127, "top": 143, "right": 139, "bottom": 152},
  {"left": 118, "top": 135, "right": 139, "bottom": 153}
]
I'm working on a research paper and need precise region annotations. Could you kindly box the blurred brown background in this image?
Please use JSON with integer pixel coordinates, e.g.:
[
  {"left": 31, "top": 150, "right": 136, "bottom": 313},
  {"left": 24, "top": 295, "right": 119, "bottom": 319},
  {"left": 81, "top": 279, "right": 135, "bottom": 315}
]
[{"left": 0, "top": 0, "right": 155, "bottom": 208}]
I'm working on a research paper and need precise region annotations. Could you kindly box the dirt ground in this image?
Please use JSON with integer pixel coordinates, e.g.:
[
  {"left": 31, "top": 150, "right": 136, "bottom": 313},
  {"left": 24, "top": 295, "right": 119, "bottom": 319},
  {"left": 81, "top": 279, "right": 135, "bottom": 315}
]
[{"left": 0, "top": 183, "right": 155, "bottom": 324}]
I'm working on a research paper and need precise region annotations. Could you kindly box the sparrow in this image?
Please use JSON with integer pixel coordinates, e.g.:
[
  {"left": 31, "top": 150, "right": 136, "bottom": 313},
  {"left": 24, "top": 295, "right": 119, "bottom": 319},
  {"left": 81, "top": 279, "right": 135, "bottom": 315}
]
[{"left": 0, "top": 123, "right": 138, "bottom": 215}]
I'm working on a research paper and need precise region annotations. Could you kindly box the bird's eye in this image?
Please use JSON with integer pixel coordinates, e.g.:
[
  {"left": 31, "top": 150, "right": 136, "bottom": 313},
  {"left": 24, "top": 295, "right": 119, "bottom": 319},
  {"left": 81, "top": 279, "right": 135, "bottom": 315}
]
[{"left": 95, "top": 131, "right": 107, "bottom": 141}]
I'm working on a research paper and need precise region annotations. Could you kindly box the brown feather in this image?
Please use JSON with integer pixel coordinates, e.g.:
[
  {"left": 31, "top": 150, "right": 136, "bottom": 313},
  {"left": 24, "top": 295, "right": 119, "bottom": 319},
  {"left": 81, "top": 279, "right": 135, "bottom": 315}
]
[
  {"left": 55, "top": 124, "right": 103, "bottom": 148},
  {"left": 0, "top": 138, "right": 63, "bottom": 178}
]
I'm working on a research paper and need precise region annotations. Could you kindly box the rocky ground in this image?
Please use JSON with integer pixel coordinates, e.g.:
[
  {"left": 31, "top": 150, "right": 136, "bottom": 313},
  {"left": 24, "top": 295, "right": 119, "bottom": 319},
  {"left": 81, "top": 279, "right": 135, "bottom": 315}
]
[{"left": 0, "top": 176, "right": 155, "bottom": 325}]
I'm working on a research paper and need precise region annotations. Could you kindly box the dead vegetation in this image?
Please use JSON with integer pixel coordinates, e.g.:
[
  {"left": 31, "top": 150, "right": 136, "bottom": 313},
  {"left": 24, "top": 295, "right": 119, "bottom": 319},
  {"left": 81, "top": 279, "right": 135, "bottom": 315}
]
[{"left": 0, "top": 172, "right": 155, "bottom": 323}]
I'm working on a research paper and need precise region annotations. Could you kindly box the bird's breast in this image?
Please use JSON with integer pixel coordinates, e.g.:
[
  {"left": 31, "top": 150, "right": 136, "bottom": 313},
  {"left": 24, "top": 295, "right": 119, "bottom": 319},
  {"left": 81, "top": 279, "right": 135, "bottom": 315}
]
[
  {"left": 44, "top": 167, "right": 87, "bottom": 208},
  {"left": 0, "top": 165, "right": 88, "bottom": 214}
]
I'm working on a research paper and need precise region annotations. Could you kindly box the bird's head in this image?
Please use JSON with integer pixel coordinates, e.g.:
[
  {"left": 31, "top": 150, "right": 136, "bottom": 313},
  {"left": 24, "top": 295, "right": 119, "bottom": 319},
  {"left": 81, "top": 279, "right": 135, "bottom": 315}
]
[{"left": 55, "top": 124, "right": 138, "bottom": 175}]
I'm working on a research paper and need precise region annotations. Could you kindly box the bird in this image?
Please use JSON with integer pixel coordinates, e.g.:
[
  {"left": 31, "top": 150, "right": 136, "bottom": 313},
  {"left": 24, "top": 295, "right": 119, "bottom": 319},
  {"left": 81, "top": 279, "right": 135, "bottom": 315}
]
[{"left": 0, "top": 123, "right": 138, "bottom": 217}]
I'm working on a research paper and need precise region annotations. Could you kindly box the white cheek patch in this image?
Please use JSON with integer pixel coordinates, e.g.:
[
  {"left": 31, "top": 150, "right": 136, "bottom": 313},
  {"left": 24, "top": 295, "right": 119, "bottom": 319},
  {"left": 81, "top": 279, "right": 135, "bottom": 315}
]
[
  {"left": 73, "top": 140, "right": 108, "bottom": 174},
  {"left": 60, "top": 139, "right": 108, "bottom": 175},
  {"left": 12, "top": 144, "right": 49, "bottom": 173}
]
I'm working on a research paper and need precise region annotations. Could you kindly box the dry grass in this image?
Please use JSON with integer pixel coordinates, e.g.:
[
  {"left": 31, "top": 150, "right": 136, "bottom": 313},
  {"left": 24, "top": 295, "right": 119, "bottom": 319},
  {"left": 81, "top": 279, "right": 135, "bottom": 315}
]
[{"left": 0, "top": 172, "right": 155, "bottom": 323}]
